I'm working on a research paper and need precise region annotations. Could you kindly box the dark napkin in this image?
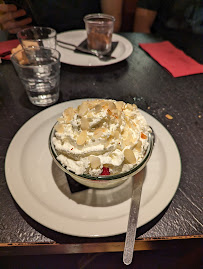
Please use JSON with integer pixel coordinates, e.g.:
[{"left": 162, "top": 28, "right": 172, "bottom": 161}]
[
  {"left": 139, "top": 41, "right": 203, "bottom": 77},
  {"left": 74, "top": 39, "right": 118, "bottom": 56},
  {"left": 0, "top": 39, "right": 20, "bottom": 60},
  {"left": 65, "top": 174, "right": 89, "bottom": 193}
]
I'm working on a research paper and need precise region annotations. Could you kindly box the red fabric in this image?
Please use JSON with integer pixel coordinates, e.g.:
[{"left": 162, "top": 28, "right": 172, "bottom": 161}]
[
  {"left": 0, "top": 39, "right": 20, "bottom": 60},
  {"left": 139, "top": 41, "right": 203, "bottom": 77}
]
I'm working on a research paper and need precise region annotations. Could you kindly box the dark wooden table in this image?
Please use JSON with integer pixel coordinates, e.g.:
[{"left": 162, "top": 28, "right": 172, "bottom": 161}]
[{"left": 0, "top": 32, "right": 202, "bottom": 268}]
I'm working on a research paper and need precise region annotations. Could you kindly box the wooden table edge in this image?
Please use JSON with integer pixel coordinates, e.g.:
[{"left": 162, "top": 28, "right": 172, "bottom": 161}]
[{"left": 0, "top": 235, "right": 202, "bottom": 256}]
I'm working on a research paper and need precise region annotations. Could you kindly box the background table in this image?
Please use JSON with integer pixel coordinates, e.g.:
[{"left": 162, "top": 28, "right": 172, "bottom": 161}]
[{"left": 0, "top": 33, "right": 202, "bottom": 268}]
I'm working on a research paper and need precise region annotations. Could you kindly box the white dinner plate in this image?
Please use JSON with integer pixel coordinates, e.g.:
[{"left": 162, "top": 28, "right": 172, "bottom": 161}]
[
  {"left": 5, "top": 99, "right": 181, "bottom": 237},
  {"left": 56, "top": 30, "right": 133, "bottom": 66}
]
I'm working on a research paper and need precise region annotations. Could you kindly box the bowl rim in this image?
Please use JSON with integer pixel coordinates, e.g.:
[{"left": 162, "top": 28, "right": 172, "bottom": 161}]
[{"left": 48, "top": 123, "right": 155, "bottom": 181}]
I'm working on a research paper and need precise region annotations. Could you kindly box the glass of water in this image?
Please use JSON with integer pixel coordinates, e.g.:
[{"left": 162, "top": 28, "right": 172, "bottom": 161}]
[
  {"left": 11, "top": 47, "right": 61, "bottom": 107},
  {"left": 84, "top": 13, "right": 115, "bottom": 56},
  {"left": 17, "top": 26, "right": 57, "bottom": 49}
]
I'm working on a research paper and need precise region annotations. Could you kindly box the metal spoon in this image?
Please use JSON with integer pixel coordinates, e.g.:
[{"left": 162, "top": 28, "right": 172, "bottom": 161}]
[
  {"left": 123, "top": 169, "right": 145, "bottom": 265},
  {"left": 57, "top": 40, "right": 116, "bottom": 61},
  {"left": 123, "top": 128, "right": 155, "bottom": 265}
]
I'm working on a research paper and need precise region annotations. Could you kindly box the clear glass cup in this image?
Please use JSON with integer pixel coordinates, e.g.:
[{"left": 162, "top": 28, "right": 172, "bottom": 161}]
[
  {"left": 17, "top": 26, "right": 57, "bottom": 49},
  {"left": 49, "top": 125, "right": 155, "bottom": 189},
  {"left": 11, "top": 47, "right": 61, "bottom": 107},
  {"left": 84, "top": 13, "right": 115, "bottom": 56}
]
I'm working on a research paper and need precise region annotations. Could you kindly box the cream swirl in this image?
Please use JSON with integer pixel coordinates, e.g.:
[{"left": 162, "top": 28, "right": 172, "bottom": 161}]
[{"left": 52, "top": 99, "right": 150, "bottom": 176}]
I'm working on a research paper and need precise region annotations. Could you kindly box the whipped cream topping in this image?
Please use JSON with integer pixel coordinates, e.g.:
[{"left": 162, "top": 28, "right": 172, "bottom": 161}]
[{"left": 52, "top": 99, "right": 150, "bottom": 176}]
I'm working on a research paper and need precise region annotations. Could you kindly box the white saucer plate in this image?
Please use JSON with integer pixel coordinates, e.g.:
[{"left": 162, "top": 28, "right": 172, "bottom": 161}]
[
  {"left": 56, "top": 30, "right": 133, "bottom": 66},
  {"left": 5, "top": 99, "right": 181, "bottom": 237}
]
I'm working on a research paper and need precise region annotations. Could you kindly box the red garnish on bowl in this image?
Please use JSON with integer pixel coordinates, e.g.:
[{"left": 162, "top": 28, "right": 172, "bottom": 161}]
[
  {"left": 101, "top": 167, "right": 110, "bottom": 175},
  {"left": 141, "top": 132, "right": 147, "bottom": 139}
]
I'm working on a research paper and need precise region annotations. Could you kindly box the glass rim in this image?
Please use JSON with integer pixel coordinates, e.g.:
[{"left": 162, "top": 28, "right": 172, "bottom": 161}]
[
  {"left": 49, "top": 123, "right": 155, "bottom": 181},
  {"left": 17, "top": 26, "right": 57, "bottom": 41},
  {"left": 10, "top": 46, "right": 61, "bottom": 68},
  {"left": 84, "top": 13, "right": 115, "bottom": 23}
]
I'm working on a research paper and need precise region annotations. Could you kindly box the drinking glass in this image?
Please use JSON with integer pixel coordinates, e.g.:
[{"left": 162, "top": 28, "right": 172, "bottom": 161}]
[
  {"left": 17, "top": 26, "right": 57, "bottom": 49},
  {"left": 11, "top": 47, "right": 61, "bottom": 107},
  {"left": 84, "top": 13, "right": 115, "bottom": 56}
]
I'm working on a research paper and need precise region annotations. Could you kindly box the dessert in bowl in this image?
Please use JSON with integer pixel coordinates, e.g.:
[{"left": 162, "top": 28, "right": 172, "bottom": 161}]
[{"left": 49, "top": 99, "right": 155, "bottom": 189}]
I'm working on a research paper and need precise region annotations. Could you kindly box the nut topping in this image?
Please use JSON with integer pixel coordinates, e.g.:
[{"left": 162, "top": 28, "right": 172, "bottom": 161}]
[
  {"left": 124, "top": 149, "right": 137, "bottom": 164},
  {"left": 89, "top": 156, "right": 101, "bottom": 169},
  {"left": 78, "top": 102, "right": 88, "bottom": 116},
  {"left": 77, "top": 130, "right": 87, "bottom": 145},
  {"left": 93, "top": 128, "right": 106, "bottom": 139},
  {"left": 55, "top": 123, "right": 64, "bottom": 133},
  {"left": 81, "top": 117, "right": 89, "bottom": 130}
]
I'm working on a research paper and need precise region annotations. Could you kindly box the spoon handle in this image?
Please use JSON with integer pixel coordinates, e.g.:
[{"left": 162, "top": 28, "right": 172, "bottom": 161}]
[
  {"left": 57, "top": 40, "right": 94, "bottom": 55},
  {"left": 57, "top": 40, "right": 116, "bottom": 61},
  {"left": 57, "top": 40, "right": 77, "bottom": 49},
  {"left": 123, "top": 169, "right": 145, "bottom": 265}
]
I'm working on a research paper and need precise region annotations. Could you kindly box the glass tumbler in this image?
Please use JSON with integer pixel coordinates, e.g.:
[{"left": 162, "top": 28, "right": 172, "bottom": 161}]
[
  {"left": 84, "top": 13, "right": 115, "bottom": 56},
  {"left": 11, "top": 47, "right": 61, "bottom": 107},
  {"left": 17, "top": 26, "right": 57, "bottom": 49}
]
